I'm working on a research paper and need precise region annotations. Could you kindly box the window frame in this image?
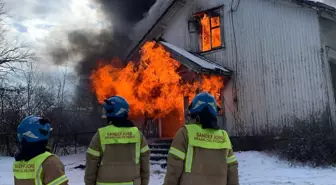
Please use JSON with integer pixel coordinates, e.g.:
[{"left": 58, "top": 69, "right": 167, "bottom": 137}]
[{"left": 194, "top": 5, "right": 225, "bottom": 53}]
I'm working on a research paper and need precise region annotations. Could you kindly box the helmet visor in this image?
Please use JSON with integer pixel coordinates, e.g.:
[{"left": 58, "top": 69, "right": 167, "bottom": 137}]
[{"left": 39, "top": 118, "right": 53, "bottom": 131}]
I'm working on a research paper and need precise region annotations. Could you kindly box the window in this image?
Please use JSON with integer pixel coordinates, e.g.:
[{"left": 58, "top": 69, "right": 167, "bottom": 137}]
[{"left": 193, "top": 7, "right": 223, "bottom": 52}]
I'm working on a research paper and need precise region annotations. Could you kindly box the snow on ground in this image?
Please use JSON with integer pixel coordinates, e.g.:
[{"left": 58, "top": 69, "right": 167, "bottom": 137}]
[{"left": 1, "top": 151, "right": 336, "bottom": 185}]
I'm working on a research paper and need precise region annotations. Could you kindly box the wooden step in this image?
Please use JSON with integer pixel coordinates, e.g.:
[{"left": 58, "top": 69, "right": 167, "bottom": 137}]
[
  {"left": 150, "top": 160, "right": 167, "bottom": 165},
  {"left": 149, "top": 143, "right": 171, "bottom": 149},
  {"left": 155, "top": 138, "right": 173, "bottom": 143},
  {"left": 150, "top": 154, "right": 168, "bottom": 161},
  {"left": 150, "top": 148, "right": 169, "bottom": 154}
]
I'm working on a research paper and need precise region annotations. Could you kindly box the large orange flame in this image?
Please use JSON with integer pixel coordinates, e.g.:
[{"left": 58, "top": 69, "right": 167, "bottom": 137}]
[{"left": 90, "top": 41, "right": 224, "bottom": 120}]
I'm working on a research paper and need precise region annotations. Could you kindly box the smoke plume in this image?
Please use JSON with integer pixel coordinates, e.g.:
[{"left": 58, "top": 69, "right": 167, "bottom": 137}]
[{"left": 49, "top": 0, "right": 157, "bottom": 77}]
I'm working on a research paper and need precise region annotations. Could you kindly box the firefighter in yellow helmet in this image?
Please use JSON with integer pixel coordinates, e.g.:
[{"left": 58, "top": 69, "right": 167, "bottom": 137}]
[
  {"left": 13, "top": 116, "right": 68, "bottom": 185},
  {"left": 163, "top": 92, "right": 239, "bottom": 185},
  {"left": 84, "top": 96, "right": 150, "bottom": 185}
]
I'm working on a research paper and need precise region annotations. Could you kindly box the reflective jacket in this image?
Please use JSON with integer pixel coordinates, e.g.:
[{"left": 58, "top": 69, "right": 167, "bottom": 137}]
[
  {"left": 13, "top": 152, "right": 68, "bottom": 185},
  {"left": 163, "top": 124, "right": 239, "bottom": 185},
  {"left": 85, "top": 124, "right": 150, "bottom": 185}
]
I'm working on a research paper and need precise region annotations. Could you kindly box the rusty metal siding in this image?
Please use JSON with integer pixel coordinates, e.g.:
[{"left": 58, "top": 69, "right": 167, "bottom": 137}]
[{"left": 162, "top": 0, "right": 329, "bottom": 135}]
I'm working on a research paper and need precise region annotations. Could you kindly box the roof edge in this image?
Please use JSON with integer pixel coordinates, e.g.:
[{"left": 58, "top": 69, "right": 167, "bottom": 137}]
[
  {"left": 159, "top": 41, "right": 233, "bottom": 76},
  {"left": 290, "top": 0, "right": 336, "bottom": 16},
  {"left": 124, "top": 0, "right": 184, "bottom": 62}
]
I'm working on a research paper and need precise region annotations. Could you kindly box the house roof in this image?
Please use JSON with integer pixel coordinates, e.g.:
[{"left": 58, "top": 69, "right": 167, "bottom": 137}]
[
  {"left": 124, "top": 0, "right": 182, "bottom": 61},
  {"left": 296, "top": 0, "right": 336, "bottom": 11},
  {"left": 159, "top": 41, "right": 232, "bottom": 76},
  {"left": 125, "top": 0, "right": 336, "bottom": 62}
]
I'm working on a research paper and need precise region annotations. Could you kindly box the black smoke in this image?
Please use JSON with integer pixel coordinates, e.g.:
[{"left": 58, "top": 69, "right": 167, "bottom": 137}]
[
  {"left": 49, "top": 0, "right": 156, "bottom": 76},
  {"left": 95, "top": 0, "right": 156, "bottom": 30}
]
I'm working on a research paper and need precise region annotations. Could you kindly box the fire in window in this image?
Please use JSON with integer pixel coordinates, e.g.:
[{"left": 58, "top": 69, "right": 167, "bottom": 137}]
[{"left": 192, "top": 7, "right": 223, "bottom": 52}]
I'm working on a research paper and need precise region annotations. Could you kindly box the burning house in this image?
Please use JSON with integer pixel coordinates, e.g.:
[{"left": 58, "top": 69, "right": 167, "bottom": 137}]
[
  {"left": 90, "top": 0, "right": 336, "bottom": 138},
  {"left": 90, "top": 41, "right": 229, "bottom": 138}
]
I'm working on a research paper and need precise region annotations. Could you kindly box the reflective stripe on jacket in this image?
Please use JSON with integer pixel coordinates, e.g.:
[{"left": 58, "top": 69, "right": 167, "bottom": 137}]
[
  {"left": 85, "top": 124, "right": 150, "bottom": 185},
  {"left": 163, "top": 124, "right": 239, "bottom": 185},
  {"left": 13, "top": 152, "right": 68, "bottom": 185}
]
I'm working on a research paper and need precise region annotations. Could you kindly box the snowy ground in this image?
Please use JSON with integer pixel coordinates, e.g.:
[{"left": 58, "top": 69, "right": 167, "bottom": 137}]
[{"left": 1, "top": 151, "right": 336, "bottom": 185}]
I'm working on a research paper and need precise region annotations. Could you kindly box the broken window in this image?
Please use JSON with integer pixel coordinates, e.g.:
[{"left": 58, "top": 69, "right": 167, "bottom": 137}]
[{"left": 193, "top": 7, "right": 223, "bottom": 52}]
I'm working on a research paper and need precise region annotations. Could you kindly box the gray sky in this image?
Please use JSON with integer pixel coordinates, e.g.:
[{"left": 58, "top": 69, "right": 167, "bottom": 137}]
[{"left": 2, "top": 0, "right": 110, "bottom": 74}]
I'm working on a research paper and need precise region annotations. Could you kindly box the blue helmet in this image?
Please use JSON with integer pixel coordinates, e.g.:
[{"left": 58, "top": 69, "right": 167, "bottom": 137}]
[
  {"left": 189, "top": 92, "right": 219, "bottom": 117},
  {"left": 102, "top": 96, "right": 130, "bottom": 118},
  {"left": 17, "top": 115, "right": 52, "bottom": 143}
]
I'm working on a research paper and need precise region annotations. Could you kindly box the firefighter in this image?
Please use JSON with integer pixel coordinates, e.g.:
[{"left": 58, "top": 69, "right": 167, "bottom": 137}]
[
  {"left": 85, "top": 96, "right": 150, "bottom": 185},
  {"left": 163, "top": 92, "right": 239, "bottom": 185},
  {"left": 13, "top": 115, "right": 68, "bottom": 185}
]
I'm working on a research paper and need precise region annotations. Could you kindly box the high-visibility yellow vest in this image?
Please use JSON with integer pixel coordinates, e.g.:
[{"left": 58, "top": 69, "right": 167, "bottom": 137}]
[
  {"left": 185, "top": 124, "right": 232, "bottom": 149},
  {"left": 184, "top": 124, "right": 232, "bottom": 172},
  {"left": 13, "top": 152, "right": 52, "bottom": 185},
  {"left": 98, "top": 125, "right": 141, "bottom": 164}
]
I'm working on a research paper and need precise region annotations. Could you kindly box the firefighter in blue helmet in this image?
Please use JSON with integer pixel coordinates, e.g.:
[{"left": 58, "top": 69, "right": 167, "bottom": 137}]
[
  {"left": 85, "top": 96, "right": 150, "bottom": 185},
  {"left": 13, "top": 115, "right": 68, "bottom": 185},
  {"left": 163, "top": 92, "right": 239, "bottom": 185}
]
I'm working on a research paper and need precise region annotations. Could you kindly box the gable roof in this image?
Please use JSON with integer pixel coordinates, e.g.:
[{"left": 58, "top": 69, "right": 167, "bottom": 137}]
[
  {"left": 124, "top": 0, "right": 182, "bottom": 61},
  {"left": 125, "top": 0, "right": 336, "bottom": 62}
]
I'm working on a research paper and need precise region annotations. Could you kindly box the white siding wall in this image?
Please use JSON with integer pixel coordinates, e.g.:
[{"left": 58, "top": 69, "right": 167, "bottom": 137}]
[{"left": 161, "top": 0, "right": 330, "bottom": 135}]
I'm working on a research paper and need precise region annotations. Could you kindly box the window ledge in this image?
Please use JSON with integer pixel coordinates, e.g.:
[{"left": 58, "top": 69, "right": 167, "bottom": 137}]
[{"left": 198, "top": 46, "right": 226, "bottom": 55}]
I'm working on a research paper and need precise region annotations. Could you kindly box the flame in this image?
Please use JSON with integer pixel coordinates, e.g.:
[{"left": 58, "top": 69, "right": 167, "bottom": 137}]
[
  {"left": 201, "top": 14, "right": 211, "bottom": 52},
  {"left": 200, "top": 14, "right": 222, "bottom": 52},
  {"left": 90, "top": 41, "right": 224, "bottom": 120}
]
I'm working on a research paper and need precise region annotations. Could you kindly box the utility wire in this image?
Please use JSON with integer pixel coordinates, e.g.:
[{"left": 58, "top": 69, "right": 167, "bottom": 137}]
[
  {"left": 230, "top": 0, "right": 241, "bottom": 12},
  {"left": 229, "top": 0, "right": 245, "bottom": 135}
]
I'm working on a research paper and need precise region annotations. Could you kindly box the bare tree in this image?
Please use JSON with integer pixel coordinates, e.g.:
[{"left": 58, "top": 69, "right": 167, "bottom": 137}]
[
  {"left": 0, "top": 79, "right": 25, "bottom": 156},
  {"left": 32, "top": 85, "right": 55, "bottom": 116},
  {"left": 21, "top": 61, "right": 40, "bottom": 115},
  {"left": 0, "top": 0, "right": 35, "bottom": 74},
  {"left": 55, "top": 67, "right": 69, "bottom": 108}
]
